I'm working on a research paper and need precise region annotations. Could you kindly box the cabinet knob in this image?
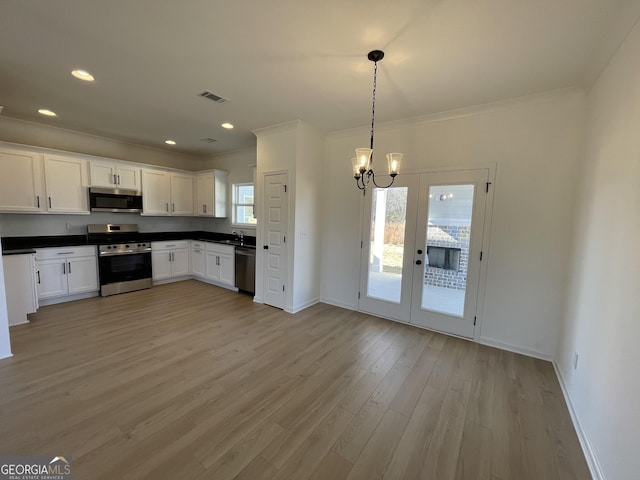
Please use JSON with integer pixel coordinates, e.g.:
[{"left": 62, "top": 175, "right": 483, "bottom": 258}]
[
  {"left": 263, "top": 245, "right": 269, "bottom": 250},
  {"left": 416, "top": 260, "right": 422, "bottom": 265}
]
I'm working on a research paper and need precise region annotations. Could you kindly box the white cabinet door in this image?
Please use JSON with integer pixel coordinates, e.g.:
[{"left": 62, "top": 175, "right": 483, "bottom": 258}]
[
  {"left": 0, "top": 148, "right": 45, "bottom": 213},
  {"left": 90, "top": 160, "right": 117, "bottom": 188},
  {"left": 195, "top": 171, "right": 228, "bottom": 217},
  {"left": 43, "top": 154, "right": 89, "bottom": 213},
  {"left": 67, "top": 257, "right": 98, "bottom": 294},
  {"left": 152, "top": 251, "right": 172, "bottom": 280},
  {"left": 214, "top": 170, "right": 228, "bottom": 218},
  {"left": 205, "top": 252, "right": 221, "bottom": 282},
  {"left": 219, "top": 253, "right": 235, "bottom": 286},
  {"left": 171, "top": 173, "right": 194, "bottom": 216},
  {"left": 191, "top": 247, "right": 205, "bottom": 278},
  {"left": 91, "top": 160, "right": 140, "bottom": 190},
  {"left": 172, "top": 249, "right": 189, "bottom": 277},
  {"left": 196, "top": 173, "right": 214, "bottom": 216},
  {"left": 36, "top": 259, "right": 67, "bottom": 299},
  {"left": 142, "top": 169, "right": 171, "bottom": 215},
  {"left": 116, "top": 164, "right": 140, "bottom": 190}
]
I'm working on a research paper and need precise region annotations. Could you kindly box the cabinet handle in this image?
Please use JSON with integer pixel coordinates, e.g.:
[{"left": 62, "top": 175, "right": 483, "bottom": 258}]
[
  {"left": 113, "top": 173, "right": 117, "bottom": 185},
  {"left": 165, "top": 244, "right": 176, "bottom": 247},
  {"left": 172, "top": 203, "right": 175, "bottom": 212},
  {"left": 37, "top": 271, "right": 41, "bottom": 284},
  {"left": 217, "top": 255, "right": 220, "bottom": 266},
  {"left": 48, "top": 197, "right": 52, "bottom": 208},
  {"left": 68, "top": 262, "right": 72, "bottom": 273},
  {"left": 63, "top": 262, "right": 66, "bottom": 275},
  {"left": 117, "top": 174, "right": 121, "bottom": 185},
  {"left": 57, "top": 252, "right": 74, "bottom": 255},
  {"left": 203, "top": 204, "right": 206, "bottom": 213},
  {"left": 36, "top": 195, "right": 40, "bottom": 208},
  {"left": 165, "top": 203, "right": 169, "bottom": 212}
]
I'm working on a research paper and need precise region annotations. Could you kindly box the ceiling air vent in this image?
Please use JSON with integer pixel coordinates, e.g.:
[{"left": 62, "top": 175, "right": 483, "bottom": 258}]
[
  {"left": 198, "top": 91, "right": 227, "bottom": 104},
  {"left": 200, "top": 137, "right": 217, "bottom": 143}
]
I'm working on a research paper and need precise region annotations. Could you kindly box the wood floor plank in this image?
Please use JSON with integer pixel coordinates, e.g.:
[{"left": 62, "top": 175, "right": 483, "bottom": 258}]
[{"left": 0, "top": 281, "right": 590, "bottom": 480}]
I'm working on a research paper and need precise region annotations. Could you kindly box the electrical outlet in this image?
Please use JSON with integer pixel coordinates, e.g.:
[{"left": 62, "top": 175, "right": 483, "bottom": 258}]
[{"left": 573, "top": 352, "right": 579, "bottom": 370}]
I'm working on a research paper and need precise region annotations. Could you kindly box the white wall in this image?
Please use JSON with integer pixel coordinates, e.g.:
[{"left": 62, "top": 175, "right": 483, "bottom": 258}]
[
  {"left": 321, "top": 89, "right": 585, "bottom": 359},
  {"left": 0, "top": 116, "right": 205, "bottom": 171},
  {"left": 292, "top": 122, "right": 323, "bottom": 311},
  {"left": 198, "top": 147, "right": 257, "bottom": 235},
  {"left": 556, "top": 20, "right": 640, "bottom": 480},
  {"left": 254, "top": 122, "right": 298, "bottom": 306},
  {"left": 0, "top": 238, "right": 13, "bottom": 359}
]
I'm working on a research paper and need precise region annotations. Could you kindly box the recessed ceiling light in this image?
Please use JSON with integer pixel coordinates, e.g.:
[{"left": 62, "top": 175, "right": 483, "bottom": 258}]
[
  {"left": 71, "top": 69, "right": 95, "bottom": 81},
  {"left": 38, "top": 109, "right": 57, "bottom": 117},
  {"left": 221, "top": 123, "right": 234, "bottom": 129},
  {"left": 165, "top": 140, "right": 176, "bottom": 145}
]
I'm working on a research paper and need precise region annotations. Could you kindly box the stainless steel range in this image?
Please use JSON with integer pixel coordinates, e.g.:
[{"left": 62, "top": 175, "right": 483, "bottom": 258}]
[{"left": 88, "top": 224, "right": 152, "bottom": 296}]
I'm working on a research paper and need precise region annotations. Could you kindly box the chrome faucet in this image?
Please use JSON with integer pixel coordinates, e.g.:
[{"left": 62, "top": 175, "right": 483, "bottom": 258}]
[{"left": 239, "top": 230, "right": 245, "bottom": 244}]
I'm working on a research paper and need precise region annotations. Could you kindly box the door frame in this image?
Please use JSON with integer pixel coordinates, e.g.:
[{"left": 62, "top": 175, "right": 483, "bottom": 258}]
[{"left": 357, "top": 164, "right": 496, "bottom": 343}]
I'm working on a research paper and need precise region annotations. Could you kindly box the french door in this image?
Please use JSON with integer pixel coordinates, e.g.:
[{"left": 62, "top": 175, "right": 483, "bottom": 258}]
[{"left": 358, "top": 169, "right": 489, "bottom": 338}]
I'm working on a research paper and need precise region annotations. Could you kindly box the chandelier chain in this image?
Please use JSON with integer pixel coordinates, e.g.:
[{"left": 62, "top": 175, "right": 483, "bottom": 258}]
[{"left": 370, "top": 60, "right": 377, "bottom": 151}]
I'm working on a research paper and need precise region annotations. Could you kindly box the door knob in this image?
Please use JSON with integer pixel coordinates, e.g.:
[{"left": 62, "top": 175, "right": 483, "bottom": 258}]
[{"left": 416, "top": 260, "right": 422, "bottom": 265}]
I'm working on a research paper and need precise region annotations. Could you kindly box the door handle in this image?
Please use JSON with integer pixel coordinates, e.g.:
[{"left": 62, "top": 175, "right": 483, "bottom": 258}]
[{"left": 416, "top": 260, "right": 422, "bottom": 265}]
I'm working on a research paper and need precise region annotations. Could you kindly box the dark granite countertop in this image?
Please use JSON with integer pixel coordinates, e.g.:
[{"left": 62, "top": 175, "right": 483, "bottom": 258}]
[
  {"left": 2, "top": 248, "right": 37, "bottom": 256},
  {"left": 1, "top": 231, "right": 256, "bottom": 253}
]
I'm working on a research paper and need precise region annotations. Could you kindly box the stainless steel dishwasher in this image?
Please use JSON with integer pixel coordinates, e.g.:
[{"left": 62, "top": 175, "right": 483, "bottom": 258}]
[{"left": 235, "top": 247, "right": 256, "bottom": 294}]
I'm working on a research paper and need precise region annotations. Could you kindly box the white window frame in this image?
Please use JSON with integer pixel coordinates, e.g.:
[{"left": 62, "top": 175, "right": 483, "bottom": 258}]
[{"left": 232, "top": 182, "right": 256, "bottom": 227}]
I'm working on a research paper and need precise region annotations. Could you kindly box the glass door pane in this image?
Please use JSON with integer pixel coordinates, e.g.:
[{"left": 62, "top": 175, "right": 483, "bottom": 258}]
[
  {"left": 421, "top": 184, "right": 475, "bottom": 317},
  {"left": 367, "top": 187, "right": 408, "bottom": 303}
]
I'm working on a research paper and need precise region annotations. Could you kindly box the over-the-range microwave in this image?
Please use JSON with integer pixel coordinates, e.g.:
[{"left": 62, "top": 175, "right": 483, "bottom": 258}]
[{"left": 89, "top": 187, "right": 143, "bottom": 213}]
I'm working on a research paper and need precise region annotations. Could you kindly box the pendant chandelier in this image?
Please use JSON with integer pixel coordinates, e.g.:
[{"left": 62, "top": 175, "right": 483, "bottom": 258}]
[{"left": 352, "top": 50, "right": 402, "bottom": 192}]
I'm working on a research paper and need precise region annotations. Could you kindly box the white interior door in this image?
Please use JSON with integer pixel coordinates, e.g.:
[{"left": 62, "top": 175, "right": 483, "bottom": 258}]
[
  {"left": 262, "top": 172, "right": 288, "bottom": 309},
  {"left": 359, "top": 169, "right": 490, "bottom": 338}
]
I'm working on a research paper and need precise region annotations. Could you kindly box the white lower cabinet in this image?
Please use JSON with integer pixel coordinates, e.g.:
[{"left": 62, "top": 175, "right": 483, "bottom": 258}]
[
  {"left": 151, "top": 241, "right": 189, "bottom": 282},
  {"left": 35, "top": 246, "right": 98, "bottom": 302},
  {"left": 190, "top": 241, "right": 206, "bottom": 279},
  {"left": 2, "top": 254, "right": 38, "bottom": 325},
  {"left": 205, "top": 243, "right": 234, "bottom": 287}
]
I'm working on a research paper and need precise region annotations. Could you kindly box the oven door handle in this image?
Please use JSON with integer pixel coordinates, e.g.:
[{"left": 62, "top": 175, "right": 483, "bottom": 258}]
[{"left": 100, "top": 250, "right": 151, "bottom": 256}]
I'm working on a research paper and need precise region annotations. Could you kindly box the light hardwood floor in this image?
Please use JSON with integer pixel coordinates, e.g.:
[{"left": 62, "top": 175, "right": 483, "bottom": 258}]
[{"left": 0, "top": 281, "right": 590, "bottom": 479}]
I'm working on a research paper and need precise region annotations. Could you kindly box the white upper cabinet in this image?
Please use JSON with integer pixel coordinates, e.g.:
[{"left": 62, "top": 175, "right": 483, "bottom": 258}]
[
  {"left": 171, "top": 173, "right": 194, "bottom": 216},
  {"left": 141, "top": 169, "right": 171, "bottom": 215},
  {"left": 141, "top": 168, "right": 194, "bottom": 216},
  {"left": 195, "top": 170, "right": 228, "bottom": 217},
  {"left": 90, "top": 159, "right": 141, "bottom": 190},
  {"left": 0, "top": 147, "right": 45, "bottom": 213},
  {"left": 43, "top": 154, "right": 90, "bottom": 214}
]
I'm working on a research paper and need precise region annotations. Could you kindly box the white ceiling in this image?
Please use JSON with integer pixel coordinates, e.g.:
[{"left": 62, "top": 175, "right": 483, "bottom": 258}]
[{"left": 1, "top": 0, "right": 638, "bottom": 156}]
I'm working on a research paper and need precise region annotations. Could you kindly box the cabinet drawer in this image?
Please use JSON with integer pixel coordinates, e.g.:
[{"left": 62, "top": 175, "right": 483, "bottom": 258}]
[
  {"left": 35, "top": 245, "right": 96, "bottom": 260},
  {"left": 191, "top": 241, "right": 205, "bottom": 249},
  {"left": 205, "top": 242, "right": 234, "bottom": 255},
  {"left": 152, "top": 240, "right": 189, "bottom": 251}
]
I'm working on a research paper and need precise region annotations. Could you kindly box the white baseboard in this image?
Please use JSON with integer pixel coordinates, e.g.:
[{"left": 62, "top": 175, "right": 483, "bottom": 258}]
[
  {"left": 478, "top": 336, "right": 553, "bottom": 361},
  {"left": 253, "top": 296, "right": 263, "bottom": 304},
  {"left": 0, "top": 351, "right": 13, "bottom": 361},
  {"left": 319, "top": 297, "right": 357, "bottom": 311},
  {"left": 38, "top": 291, "right": 99, "bottom": 306},
  {"left": 552, "top": 361, "right": 604, "bottom": 480},
  {"left": 286, "top": 297, "right": 320, "bottom": 314}
]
